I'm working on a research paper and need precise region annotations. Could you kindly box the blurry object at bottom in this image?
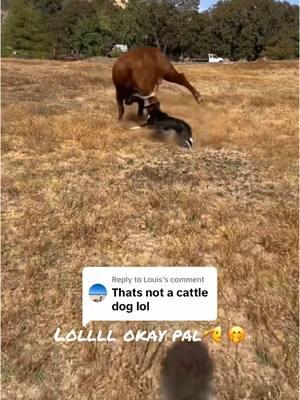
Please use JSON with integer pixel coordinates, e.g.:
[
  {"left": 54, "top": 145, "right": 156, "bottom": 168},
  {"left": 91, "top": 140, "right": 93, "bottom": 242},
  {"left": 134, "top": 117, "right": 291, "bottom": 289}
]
[{"left": 160, "top": 341, "right": 214, "bottom": 400}]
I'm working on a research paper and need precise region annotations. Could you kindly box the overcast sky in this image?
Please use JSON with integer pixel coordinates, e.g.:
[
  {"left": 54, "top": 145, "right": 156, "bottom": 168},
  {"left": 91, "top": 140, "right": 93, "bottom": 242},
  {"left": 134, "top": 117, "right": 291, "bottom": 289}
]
[{"left": 199, "top": 0, "right": 299, "bottom": 11}]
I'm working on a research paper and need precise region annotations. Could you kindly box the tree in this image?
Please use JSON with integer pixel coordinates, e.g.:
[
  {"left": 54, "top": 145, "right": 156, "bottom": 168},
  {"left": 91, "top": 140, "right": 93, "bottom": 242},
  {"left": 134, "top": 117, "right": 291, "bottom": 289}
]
[
  {"left": 93, "top": 0, "right": 120, "bottom": 17},
  {"left": 53, "top": 0, "right": 114, "bottom": 56},
  {"left": 70, "top": 16, "right": 112, "bottom": 57},
  {"left": 168, "top": 0, "right": 200, "bottom": 11},
  {"left": 265, "top": 3, "right": 299, "bottom": 59},
  {"left": 54, "top": 0, "right": 96, "bottom": 54},
  {"left": 30, "top": 0, "right": 63, "bottom": 15},
  {"left": 2, "top": 0, "right": 298, "bottom": 60},
  {"left": 162, "top": 10, "right": 209, "bottom": 58},
  {"left": 2, "top": 0, "right": 52, "bottom": 57},
  {"left": 206, "top": 0, "right": 299, "bottom": 60},
  {"left": 114, "top": 0, "right": 177, "bottom": 49}
]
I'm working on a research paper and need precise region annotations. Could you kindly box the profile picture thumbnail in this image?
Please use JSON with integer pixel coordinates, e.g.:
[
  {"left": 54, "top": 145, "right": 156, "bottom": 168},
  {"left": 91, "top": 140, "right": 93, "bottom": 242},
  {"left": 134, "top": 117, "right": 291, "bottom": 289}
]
[{"left": 89, "top": 284, "right": 107, "bottom": 302}]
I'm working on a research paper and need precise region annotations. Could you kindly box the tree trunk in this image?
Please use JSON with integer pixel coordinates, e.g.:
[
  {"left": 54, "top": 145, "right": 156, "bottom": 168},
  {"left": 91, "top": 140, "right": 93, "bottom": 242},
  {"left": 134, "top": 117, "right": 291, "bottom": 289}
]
[{"left": 151, "top": 26, "right": 160, "bottom": 49}]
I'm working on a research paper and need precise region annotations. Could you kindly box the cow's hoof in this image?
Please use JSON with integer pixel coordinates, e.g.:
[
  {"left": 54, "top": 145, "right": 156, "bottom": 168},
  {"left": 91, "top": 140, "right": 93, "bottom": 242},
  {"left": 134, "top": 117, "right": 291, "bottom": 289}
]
[{"left": 195, "top": 93, "right": 203, "bottom": 103}]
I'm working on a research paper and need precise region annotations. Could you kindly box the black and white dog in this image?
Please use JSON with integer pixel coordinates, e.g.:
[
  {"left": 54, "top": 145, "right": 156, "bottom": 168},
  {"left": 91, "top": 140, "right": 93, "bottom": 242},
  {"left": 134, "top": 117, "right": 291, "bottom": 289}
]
[
  {"left": 130, "top": 103, "right": 194, "bottom": 149},
  {"left": 143, "top": 107, "right": 193, "bottom": 149}
]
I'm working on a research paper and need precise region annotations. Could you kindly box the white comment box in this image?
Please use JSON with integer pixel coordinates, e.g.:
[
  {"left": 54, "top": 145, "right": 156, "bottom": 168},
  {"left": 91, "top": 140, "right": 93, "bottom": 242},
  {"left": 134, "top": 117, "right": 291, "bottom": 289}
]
[{"left": 82, "top": 267, "right": 217, "bottom": 326}]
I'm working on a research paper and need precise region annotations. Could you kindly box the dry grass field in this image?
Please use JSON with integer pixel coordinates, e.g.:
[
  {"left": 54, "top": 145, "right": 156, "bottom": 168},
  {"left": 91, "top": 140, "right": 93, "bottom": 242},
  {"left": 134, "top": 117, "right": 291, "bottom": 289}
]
[{"left": 1, "top": 58, "right": 299, "bottom": 400}]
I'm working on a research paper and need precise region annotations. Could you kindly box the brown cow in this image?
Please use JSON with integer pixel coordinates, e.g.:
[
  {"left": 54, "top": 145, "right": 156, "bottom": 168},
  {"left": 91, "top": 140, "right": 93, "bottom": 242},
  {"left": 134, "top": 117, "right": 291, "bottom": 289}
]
[{"left": 112, "top": 47, "right": 201, "bottom": 120}]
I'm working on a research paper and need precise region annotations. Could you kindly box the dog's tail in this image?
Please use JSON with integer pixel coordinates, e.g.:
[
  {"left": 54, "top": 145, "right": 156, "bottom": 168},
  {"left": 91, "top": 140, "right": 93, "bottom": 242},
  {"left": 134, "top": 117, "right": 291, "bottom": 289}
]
[{"left": 160, "top": 341, "right": 214, "bottom": 400}]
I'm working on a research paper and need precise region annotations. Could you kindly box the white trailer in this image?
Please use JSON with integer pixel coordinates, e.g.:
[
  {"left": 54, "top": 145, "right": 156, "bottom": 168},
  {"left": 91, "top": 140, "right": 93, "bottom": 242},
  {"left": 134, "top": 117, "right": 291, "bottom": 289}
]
[
  {"left": 184, "top": 53, "right": 224, "bottom": 63},
  {"left": 208, "top": 53, "right": 224, "bottom": 63},
  {"left": 113, "top": 44, "right": 128, "bottom": 53}
]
